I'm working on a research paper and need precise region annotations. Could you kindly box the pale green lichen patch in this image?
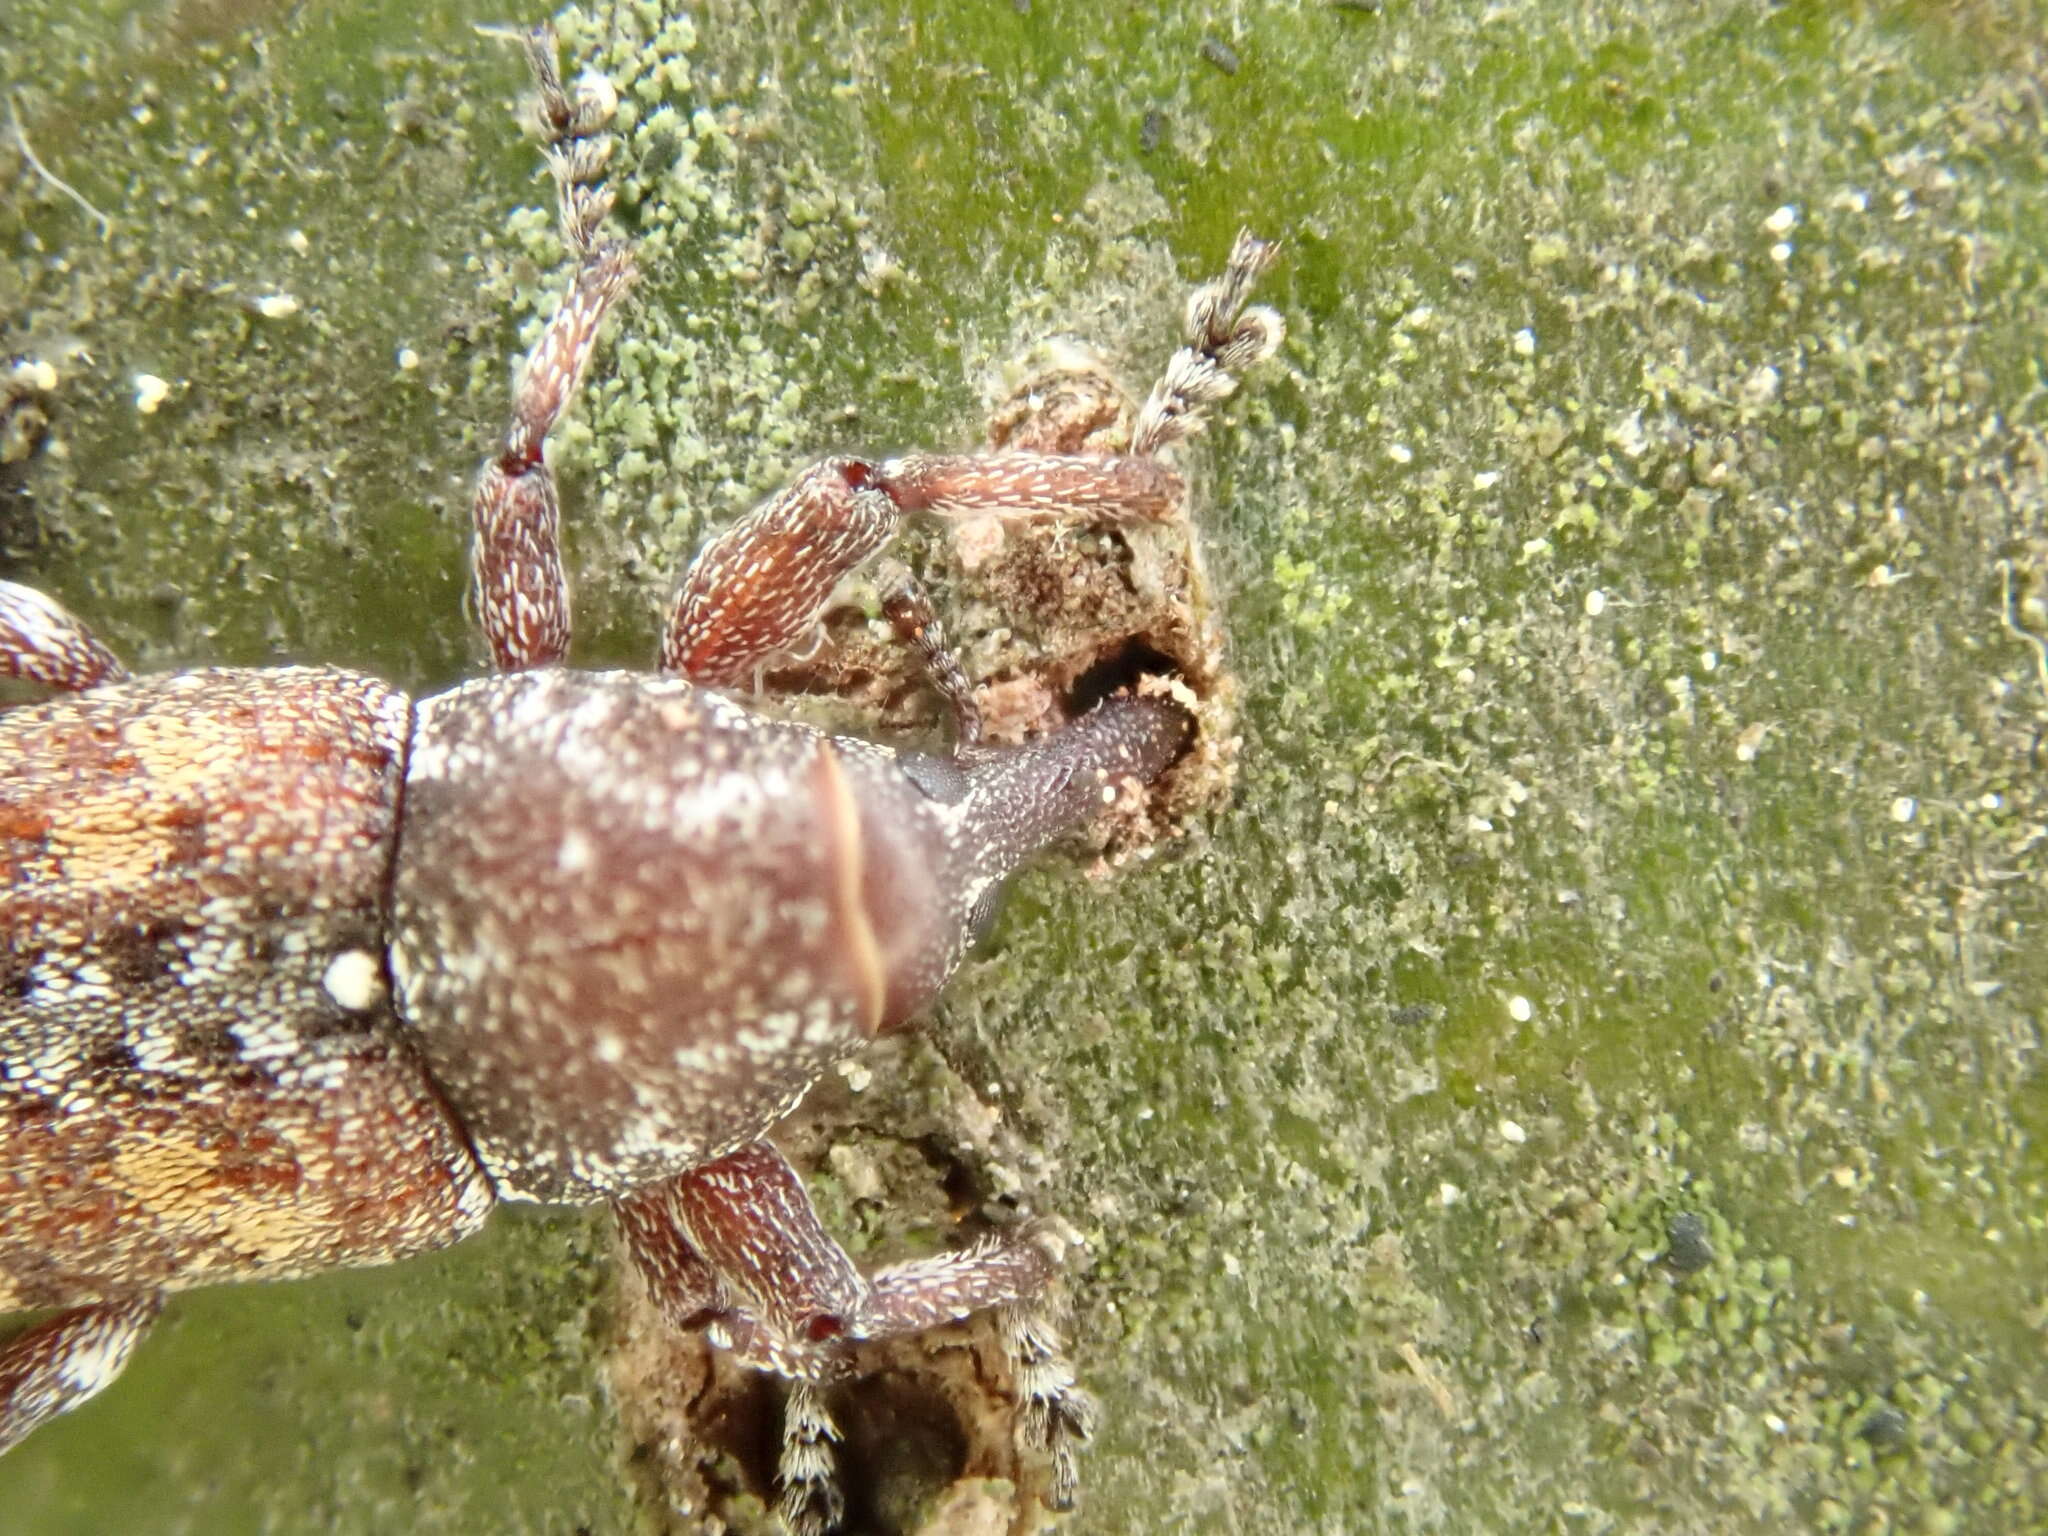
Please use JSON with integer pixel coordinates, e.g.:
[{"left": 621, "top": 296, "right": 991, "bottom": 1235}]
[{"left": 0, "top": 0, "right": 564, "bottom": 683}]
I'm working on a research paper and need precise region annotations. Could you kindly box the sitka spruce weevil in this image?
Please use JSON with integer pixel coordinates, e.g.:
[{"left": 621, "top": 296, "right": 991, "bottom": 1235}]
[{"left": 0, "top": 25, "right": 1281, "bottom": 1532}]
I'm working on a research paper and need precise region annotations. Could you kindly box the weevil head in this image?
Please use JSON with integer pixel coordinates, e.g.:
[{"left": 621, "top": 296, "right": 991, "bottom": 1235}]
[{"left": 390, "top": 670, "right": 1189, "bottom": 1203}]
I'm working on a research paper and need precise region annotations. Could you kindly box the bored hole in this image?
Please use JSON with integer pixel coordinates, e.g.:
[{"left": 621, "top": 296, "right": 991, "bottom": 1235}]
[{"left": 1063, "top": 634, "right": 1180, "bottom": 716}]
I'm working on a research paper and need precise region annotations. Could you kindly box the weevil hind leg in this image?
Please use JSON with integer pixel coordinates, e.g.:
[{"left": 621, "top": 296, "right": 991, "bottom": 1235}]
[
  {"left": 469, "top": 26, "right": 634, "bottom": 673},
  {"left": 0, "top": 581, "right": 127, "bottom": 692},
  {"left": 0, "top": 1293, "right": 161, "bottom": 1453}
]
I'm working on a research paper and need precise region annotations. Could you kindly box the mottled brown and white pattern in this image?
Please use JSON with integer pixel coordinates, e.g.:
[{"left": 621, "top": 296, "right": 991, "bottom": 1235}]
[
  {"left": 391, "top": 668, "right": 1189, "bottom": 1204},
  {"left": 0, "top": 583, "right": 126, "bottom": 692},
  {"left": 471, "top": 243, "right": 636, "bottom": 672},
  {"left": 0, "top": 671, "right": 490, "bottom": 1315},
  {"left": 0, "top": 670, "right": 494, "bottom": 1451},
  {"left": 663, "top": 459, "right": 901, "bottom": 687}
]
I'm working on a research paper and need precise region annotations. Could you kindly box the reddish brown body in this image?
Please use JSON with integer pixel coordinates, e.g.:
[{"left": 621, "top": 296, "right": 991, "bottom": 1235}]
[
  {"left": 2, "top": 663, "right": 1165, "bottom": 1307},
  {"left": 0, "top": 669, "right": 488, "bottom": 1309},
  {"left": 394, "top": 670, "right": 970, "bottom": 1204}
]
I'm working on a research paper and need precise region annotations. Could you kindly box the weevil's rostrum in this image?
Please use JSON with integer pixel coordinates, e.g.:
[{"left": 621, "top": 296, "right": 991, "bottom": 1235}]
[{"left": 0, "top": 23, "right": 1281, "bottom": 1533}]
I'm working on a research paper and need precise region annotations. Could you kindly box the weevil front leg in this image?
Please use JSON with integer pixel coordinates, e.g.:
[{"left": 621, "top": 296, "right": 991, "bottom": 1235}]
[
  {"left": 660, "top": 453, "right": 1186, "bottom": 690},
  {"left": 0, "top": 1294, "right": 161, "bottom": 1453},
  {"left": 469, "top": 26, "right": 634, "bottom": 672},
  {"left": 659, "top": 231, "right": 1282, "bottom": 692},
  {"left": 0, "top": 582, "right": 127, "bottom": 692},
  {"left": 616, "top": 1141, "right": 1093, "bottom": 1534}
]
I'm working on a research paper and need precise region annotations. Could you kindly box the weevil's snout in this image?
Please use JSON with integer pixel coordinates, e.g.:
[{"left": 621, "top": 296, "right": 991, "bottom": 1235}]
[
  {"left": 955, "top": 692, "right": 1195, "bottom": 876},
  {"left": 846, "top": 690, "right": 1193, "bottom": 1034}
]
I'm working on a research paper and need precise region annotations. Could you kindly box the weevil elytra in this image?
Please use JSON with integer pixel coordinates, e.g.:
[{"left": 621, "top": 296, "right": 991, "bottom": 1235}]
[{"left": 0, "top": 25, "right": 1281, "bottom": 1532}]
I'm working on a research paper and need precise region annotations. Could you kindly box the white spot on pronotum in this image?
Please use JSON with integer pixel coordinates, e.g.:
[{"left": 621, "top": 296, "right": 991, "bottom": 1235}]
[
  {"left": 594, "top": 1031, "right": 625, "bottom": 1064},
  {"left": 322, "top": 948, "right": 384, "bottom": 1012},
  {"left": 1508, "top": 994, "right": 1533, "bottom": 1023},
  {"left": 558, "top": 829, "right": 594, "bottom": 871},
  {"left": 134, "top": 373, "right": 171, "bottom": 414}
]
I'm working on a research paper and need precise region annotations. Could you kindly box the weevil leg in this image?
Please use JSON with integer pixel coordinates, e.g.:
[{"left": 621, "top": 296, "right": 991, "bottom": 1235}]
[
  {"left": 616, "top": 1147, "right": 863, "bottom": 1533},
  {"left": 661, "top": 232, "right": 1281, "bottom": 692},
  {"left": 659, "top": 450, "right": 1187, "bottom": 692},
  {"left": 661, "top": 1141, "right": 872, "bottom": 1352},
  {"left": 470, "top": 26, "right": 633, "bottom": 672},
  {"left": 660, "top": 457, "right": 903, "bottom": 687},
  {"left": 777, "top": 1378, "right": 845, "bottom": 1536},
  {"left": 865, "top": 1227, "right": 1097, "bottom": 1510},
  {"left": 872, "top": 449, "right": 1185, "bottom": 522},
  {"left": 995, "top": 1302, "right": 1097, "bottom": 1511},
  {"left": 0, "top": 581, "right": 127, "bottom": 691},
  {"left": 613, "top": 1181, "right": 730, "bottom": 1334},
  {"left": 1130, "top": 228, "right": 1286, "bottom": 456},
  {"left": 618, "top": 1141, "right": 1090, "bottom": 1527},
  {"left": 0, "top": 1293, "right": 161, "bottom": 1453},
  {"left": 875, "top": 559, "right": 982, "bottom": 745},
  {"left": 867, "top": 231, "right": 1282, "bottom": 513}
]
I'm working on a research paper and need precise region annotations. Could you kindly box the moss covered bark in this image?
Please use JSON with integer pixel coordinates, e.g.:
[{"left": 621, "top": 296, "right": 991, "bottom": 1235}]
[{"left": 3, "top": 1, "right": 2044, "bottom": 1532}]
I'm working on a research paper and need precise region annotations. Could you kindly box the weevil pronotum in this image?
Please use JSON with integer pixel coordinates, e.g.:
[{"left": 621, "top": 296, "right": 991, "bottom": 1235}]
[{"left": 0, "top": 25, "right": 1281, "bottom": 1532}]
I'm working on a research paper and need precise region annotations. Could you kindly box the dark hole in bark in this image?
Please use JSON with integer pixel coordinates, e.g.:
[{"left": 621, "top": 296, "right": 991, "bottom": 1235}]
[{"left": 1063, "top": 633, "right": 1179, "bottom": 716}]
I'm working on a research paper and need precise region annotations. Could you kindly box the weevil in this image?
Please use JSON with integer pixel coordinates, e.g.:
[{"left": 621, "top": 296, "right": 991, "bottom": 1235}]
[{"left": 0, "top": 26, "right": 1281, "bottom": 1532}]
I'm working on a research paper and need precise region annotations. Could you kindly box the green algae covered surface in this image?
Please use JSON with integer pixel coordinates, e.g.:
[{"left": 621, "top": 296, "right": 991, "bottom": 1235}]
[{"left": 3, "top": 1, "right": 2045, "bottom": 1532}]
